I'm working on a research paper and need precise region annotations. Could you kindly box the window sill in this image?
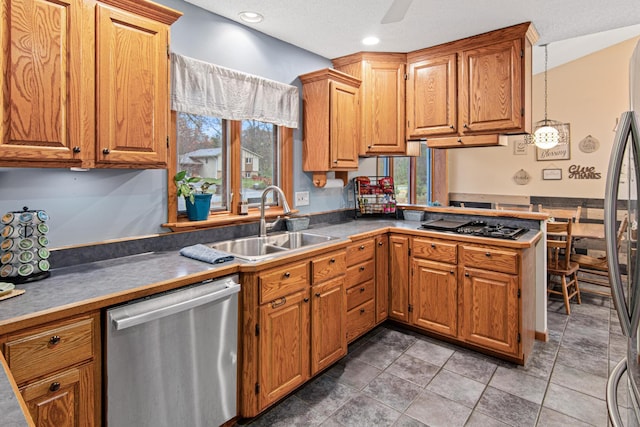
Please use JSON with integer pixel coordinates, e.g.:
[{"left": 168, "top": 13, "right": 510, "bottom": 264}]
[{"left": 162, "top": 208, "right": 298, "bottom": 232}]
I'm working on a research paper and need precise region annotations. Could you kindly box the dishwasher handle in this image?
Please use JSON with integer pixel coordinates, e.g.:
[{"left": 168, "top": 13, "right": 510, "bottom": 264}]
[{"left": 111, "top": 280, "right": 240, "bottom": 331}]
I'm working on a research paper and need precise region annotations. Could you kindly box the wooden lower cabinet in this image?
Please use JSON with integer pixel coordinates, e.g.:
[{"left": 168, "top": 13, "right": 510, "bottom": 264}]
[
  {"left": 258, "top": 289, "right": 310, "bottom": 408},
  {"left": 410, "top": 258, "right": 457, "bottom": 337},
  {"left": 311, "top": 277, "right": 347, "bottom": 374},
  {"left": 460, "top": 267, "right": 519, "bottom": 356},
  {"left": 21, "top": 363, "right": 94, "bottom": 427},
  {"left": 1, "top": 312, "right": 101, "bottom": 427},
  {"left": 389, "top": 234, "right": 410, "bottom": 323},
  {"left": 375, "top": 235, "right": 389, "bottom": 323}
]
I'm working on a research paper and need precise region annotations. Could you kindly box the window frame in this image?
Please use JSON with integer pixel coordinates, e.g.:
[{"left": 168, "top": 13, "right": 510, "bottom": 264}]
[{"left": 165, "top": 111, "right": 294, "bottom": 229}]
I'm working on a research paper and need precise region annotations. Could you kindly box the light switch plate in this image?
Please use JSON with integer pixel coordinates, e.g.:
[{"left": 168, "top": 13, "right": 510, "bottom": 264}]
[{"left": 295, "top": 191, "right": 310, "bottom": 206}]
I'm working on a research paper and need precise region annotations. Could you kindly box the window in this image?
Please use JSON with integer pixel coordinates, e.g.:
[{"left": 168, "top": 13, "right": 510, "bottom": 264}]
[
  {"left": 377, "top": 144, "right": 447, "bottom": 206},
  {"left": 171, "top": 113, "right": 292, "bottom": 225}
]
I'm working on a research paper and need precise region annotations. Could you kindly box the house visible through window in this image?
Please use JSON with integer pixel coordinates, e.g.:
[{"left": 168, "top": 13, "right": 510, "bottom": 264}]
[
  {"left": 176, "top": 114, "right": 281, "bottom": 214},
  {"left": 380, "top": 144, "right": 433, "bottom": 205}
]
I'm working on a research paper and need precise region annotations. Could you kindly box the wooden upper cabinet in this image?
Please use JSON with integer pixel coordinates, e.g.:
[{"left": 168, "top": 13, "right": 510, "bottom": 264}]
[
  {"left": 95, "top": 3, "right": 169, "bottom": 167},
  {"left": 460, "top": 39, "right": 523, "bottom": 134},
  {"left": 300, "top": 69, "right": 360, "bottom": 173},
  {"left": 407, "top": 22, "right": 538, "bottom": 148},
  {"left": 0, "top": 0, "right": 181, "bottom": 168},
  {"left": 333, "top": 53, "right": 406, "bottom": 155},
  {"left": 0, "top": 0, "right": 86, "bottom": 166},
  {"left": 406, "top": 53, "right": 456, "bottom": 137}
]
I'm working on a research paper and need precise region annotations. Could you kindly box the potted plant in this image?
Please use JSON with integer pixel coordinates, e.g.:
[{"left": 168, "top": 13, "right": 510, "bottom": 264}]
[{"left": 173, "top": 170, "right": 217, "bottom": 221}]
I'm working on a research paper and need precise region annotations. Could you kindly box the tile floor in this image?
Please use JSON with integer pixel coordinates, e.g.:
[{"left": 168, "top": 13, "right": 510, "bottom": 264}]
[{"left": 241, "top": 292, "right": 625, "bottom": 426}]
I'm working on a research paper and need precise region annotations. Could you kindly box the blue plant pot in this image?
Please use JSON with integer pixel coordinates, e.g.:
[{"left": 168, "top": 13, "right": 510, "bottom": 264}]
[{"left": 185, "top": 194, "right": 212, "bottom": 221}]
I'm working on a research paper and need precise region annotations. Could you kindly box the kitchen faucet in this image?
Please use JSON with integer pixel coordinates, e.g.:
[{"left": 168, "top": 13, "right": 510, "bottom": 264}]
[{"left": 259, "top": 185, "right": 292, "bottom": 237}]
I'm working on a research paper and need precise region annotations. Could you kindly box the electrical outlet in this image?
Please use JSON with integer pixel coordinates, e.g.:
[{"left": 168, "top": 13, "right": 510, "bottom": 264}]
[{"left": 295, "top": 191, "right": 310, "bottom": 206}]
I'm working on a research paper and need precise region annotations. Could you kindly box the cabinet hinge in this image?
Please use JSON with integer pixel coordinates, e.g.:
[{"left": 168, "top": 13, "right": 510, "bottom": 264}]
[
  {"left": 517, "top": 289, "right": 521, "bottom": 298},
  {"left": 255, "top": 383, "right": 260, "bottom": 394},
  {"left": 255, "top": 324, "right": 260, "bottom": 336},
  {"left": 404, "top": 73, "right": 409, "bottom": 80},
  {"left": 408, "top": 247, "right": 411, "bottom": 257},
  {"left": 517, "top": 333, "right": 521, "bottom": 343},
  {"left": 167, "top": 44, "right": 170, "bottom": 58},
  {"left": 408, "top": 304, "right": 413, "bottom": 313},
  {"left": 407, "top": 120, "right": 410, "bottom": 129},
  {"left": 520, "top": 49, "right": 524, "bottom": 58},
  {"left": 521, "top": 107, "right": 525, "bottom": 117},
  {"left": 166, "top": 136, "right": 169, "bottom": 149}
]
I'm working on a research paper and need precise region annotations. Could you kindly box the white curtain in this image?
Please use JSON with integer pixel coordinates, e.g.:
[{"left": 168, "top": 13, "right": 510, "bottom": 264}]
[{"left": 170, "top": 53, "right": 299, "bottom": 128}]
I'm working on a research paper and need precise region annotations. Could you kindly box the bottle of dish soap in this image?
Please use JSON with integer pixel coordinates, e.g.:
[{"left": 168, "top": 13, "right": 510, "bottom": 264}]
[{"left": 239, "top": 199, "right": 248, "bottom": 215}]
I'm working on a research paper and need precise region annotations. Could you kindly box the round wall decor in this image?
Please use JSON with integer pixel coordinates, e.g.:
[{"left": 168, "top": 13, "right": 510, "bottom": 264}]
[
  {"left": 579, "top": 135, "right": 600, "bottom": 153},
  {"left": 513, "top": 169, "right": 531, "bottom": 185}
]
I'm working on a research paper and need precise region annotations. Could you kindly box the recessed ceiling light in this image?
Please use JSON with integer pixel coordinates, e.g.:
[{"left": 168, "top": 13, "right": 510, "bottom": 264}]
[
  {"left": 239, "top": 11, "right": 264, "bottom": 23},
  {"left": 362, "top": 36, "right": 380, "bottom": 46}
]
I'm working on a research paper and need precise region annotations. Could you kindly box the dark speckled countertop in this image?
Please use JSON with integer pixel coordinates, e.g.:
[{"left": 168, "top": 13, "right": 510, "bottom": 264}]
[{"left": 0, "top": 217, "right": 543, "bottom": 426}]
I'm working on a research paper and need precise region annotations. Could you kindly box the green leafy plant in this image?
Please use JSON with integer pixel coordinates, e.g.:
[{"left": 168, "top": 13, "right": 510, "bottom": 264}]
[{"left": 173, "top": 170, "right": 217, "bottom": 203}]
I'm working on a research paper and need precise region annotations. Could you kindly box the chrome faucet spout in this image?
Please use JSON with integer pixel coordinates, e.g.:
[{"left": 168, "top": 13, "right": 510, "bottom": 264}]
[{"left": 259, "top": 185, "right": 292, "bottom": 237}]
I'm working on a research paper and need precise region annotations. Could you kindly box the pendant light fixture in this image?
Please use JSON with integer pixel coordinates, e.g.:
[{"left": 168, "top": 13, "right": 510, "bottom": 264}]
[{"left": 525, "top": 44, "right": 569, "bottom": 149}]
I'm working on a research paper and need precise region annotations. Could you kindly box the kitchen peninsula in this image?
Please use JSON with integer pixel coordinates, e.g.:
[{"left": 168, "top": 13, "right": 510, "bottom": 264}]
[{"left": 0, "top": 208, "right": 545, "bottom": 425}]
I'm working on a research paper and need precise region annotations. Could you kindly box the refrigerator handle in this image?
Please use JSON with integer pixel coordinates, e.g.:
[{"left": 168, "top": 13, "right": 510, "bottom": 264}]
[
  {"left": 606, "top": 357, "right": 627, "bottom": 427},
  {"left": 606, "top": 111, "right": 640, "bottom": 337}
]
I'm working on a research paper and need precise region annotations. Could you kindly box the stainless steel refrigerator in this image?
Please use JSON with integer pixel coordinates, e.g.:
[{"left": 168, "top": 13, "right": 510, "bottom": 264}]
[{"left": 606, "top": 39, "right": 640, "bottom": 427}]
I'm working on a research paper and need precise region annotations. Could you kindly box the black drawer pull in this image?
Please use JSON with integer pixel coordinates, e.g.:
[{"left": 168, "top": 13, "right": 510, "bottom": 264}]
[
  {"left": 431, "top": 243, "right": 436, "bottom": 248},
  {"left": 330, "top": 258, "right": 336, "bottom": 263},
  {"left": 72, "top": 146, "right": 81, "bottom": 153},
  {"left": 315, "top": 292, "right": 321, "bottom": 298},
  {"left": 304, "top": 297, "right": 309, "bottom": 303},
  {"left": 485, "top": 252, "right": 491, "bottom": 257},
  {"left": 359, "top": 266, "right": 365, "bottom": 271},
  {"left": 283, "top": 272, "right": 291, "bottom": 278},
  {"left": 378, "top": 241, "right": 383, "bottom": 246},
  {"left": 360, "top": 287, "right": 365, "bottom": 292},
  {"left": 360, "top": 308, "right": 365, "bottom": 314},
  {"left": 102, "top": 148, "right": 110, "bottom": 155},
  {"left": 49, "top": 335, "right": 61, "bottom": 346},
  {"left": 465, "top": 272, "right": 470, "bottom": 277},
  {"left": 359, "top": 245, "right": 365, "bottom": 250},
  {"left": 49, "top": 382, "right": 60, "bottom": 392},
  {"left": 450, "top": 270, "right": 455, "bottom": 275}
]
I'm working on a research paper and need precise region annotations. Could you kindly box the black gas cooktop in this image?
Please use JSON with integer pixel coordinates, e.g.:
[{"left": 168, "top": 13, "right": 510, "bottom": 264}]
[{"left": 420, "top": 220, "right": 528, "bottom": 240}]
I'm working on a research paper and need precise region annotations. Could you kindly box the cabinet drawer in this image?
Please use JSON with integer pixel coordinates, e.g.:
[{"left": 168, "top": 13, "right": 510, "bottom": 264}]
[
  {"left": 312, "top": 250, "right": 346, "bottom": 284},
  {"left": 346, "top": 278, "right": 374, "bottom": 311},
  {"left": 260, "top": 261, "right": 309, "bottom": 303},
  {"left": 412, "top": 237, "right": 457, "bottom": 263},
  {"left": 346, "top": 239, "right": 375, "bottom": 266},
  {"left": 346, "top": 260, "right": 375, "bottom": 288},
  {"left": 347, "top": 300, "right": 375, "bottom": 342},
  {"left": 461, "top": 245, "right": 518, "bottom": 274},
  {"left": 5, "top": 317, "right": 95, "bottom": 385}
]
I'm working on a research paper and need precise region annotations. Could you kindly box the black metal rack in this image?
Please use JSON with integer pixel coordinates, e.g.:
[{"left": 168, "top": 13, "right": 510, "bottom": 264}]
[{"left": 353, "top": 176, "right": 397, "bottom": 219}]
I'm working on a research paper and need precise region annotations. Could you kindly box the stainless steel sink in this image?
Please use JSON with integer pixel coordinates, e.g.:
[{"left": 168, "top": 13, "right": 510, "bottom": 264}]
[{"left": 210, "top": 231, "right": 340, "bottom": 262}]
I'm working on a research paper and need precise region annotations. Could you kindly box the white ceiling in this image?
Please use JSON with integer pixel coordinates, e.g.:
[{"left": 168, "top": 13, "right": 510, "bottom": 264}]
[{"left": 185, "top": 0, "right": 640, "bottom": 73}]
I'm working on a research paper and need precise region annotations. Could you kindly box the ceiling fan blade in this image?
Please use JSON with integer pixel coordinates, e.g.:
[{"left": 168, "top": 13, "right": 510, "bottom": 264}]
[{"left": 381, "top": 0, "right": 413, "bottom": 24}]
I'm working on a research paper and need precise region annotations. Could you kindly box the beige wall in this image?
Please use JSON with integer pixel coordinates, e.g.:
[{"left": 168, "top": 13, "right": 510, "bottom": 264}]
[{"left": 449, "top": 36, "right": 640, "bottom": 201}]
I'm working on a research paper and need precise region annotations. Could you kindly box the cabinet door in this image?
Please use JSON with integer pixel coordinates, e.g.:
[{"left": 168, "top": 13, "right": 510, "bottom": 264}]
[
  {"left": 375, "top": 235, "right": 389, "bottom": 323},
  {"left": 406, "top": 54, "right": 457, "bottom": 138},
  {"left": 362, "top": 61, "right": 405, "bottom": 154},
  {"left": 259, "top": 290, "right": 310, "bottom": 409},
  {"left": 0, "top": 0, "right": 84, "bottom": 164},
  {"left": 411, "top": 258, "right": 457, "bottom": 337},
  {"left": 459, "top": 39, "right": 522, "bottom": 134},
  {"left": 460, "top": 267, "right": 519, "bottom": 356},
  {"left": 329, "top": 81, "right": 359, "bottom": 169},
  {"left": 389, "top": 234, "right": 410, "bottom": 322},
  {"left": 311, "top": 277, "right": 346, "bottom": 374},
  {"left": 96, "top": 4, "right": 169, "bottom": 167},
  {"left": 21, "top": 363, "right": 94, "bottom": 427}
]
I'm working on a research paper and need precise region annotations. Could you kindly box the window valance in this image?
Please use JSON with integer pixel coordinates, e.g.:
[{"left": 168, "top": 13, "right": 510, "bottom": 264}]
[{"left": 170, "top": 52, "right": 299, "bottom": 128}]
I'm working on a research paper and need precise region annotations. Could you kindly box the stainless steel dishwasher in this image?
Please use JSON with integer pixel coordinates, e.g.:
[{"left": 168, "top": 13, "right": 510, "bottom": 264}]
[{"left": 105, "top": 274, "right": 240, "bottom": 427}]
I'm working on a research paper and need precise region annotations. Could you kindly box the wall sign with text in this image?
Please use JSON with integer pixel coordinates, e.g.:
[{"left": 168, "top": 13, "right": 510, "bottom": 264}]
[
  {"left": 536, "top": 143, "right": 571, "bottom": 161},
  {"left": 568, "top": 165, "right": 601, "bottom": 179}
]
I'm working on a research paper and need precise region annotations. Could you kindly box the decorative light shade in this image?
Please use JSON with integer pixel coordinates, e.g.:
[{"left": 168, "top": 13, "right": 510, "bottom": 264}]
[{"left": 525, "top": 44, "right": 568, "bottom": 150}]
